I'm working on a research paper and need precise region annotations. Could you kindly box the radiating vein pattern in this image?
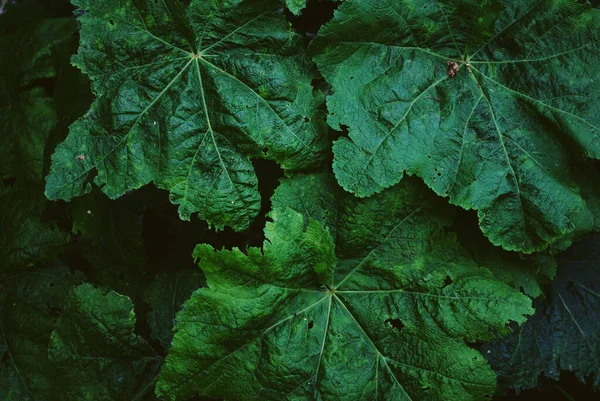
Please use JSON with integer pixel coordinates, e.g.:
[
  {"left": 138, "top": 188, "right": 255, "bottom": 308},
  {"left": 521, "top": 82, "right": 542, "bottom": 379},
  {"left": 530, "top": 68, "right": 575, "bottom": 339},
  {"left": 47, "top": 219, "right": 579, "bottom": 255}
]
[
  {"left": 157, "top": 175, "right": 533, "bottom": 401},
  {"left": 311, "top": 0, "right": 600, "bottom": 252},
  {"left": 45, "top": 0, "right": 327, "bottom": 231}
]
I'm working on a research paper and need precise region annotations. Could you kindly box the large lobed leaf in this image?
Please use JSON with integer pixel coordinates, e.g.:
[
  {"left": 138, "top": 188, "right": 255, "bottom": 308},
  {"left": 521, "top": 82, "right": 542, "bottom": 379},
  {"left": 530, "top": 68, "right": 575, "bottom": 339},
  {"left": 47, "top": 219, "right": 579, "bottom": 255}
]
[
  {"left": 311, "top": 0, "right": 600, "bottom": 253},
  {"left": 45, "top": 0, "right": 328, "bottom": 231},
  {"left": 156, "top": 174, "right": 533, "bottom": 401}
]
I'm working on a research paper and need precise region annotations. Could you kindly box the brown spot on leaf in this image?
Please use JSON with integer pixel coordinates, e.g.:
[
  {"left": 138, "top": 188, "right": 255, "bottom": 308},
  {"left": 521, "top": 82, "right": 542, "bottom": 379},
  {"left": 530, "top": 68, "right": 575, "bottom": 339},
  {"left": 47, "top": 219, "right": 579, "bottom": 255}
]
[{"left": 447, "top": 60, "right": 459, "bottom": 78}]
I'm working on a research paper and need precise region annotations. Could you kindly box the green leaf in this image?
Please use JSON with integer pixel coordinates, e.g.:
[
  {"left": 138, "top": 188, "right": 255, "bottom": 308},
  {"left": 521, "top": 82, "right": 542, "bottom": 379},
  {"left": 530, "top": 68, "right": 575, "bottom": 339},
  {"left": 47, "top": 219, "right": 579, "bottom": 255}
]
[
  {"left": 145, "top": 269, "right": 206, "bottom": 350},
  {"left": 311, "top": 0, "right": 600, "bottom": 253},
  {"left": 0, "top": 2, "right": 80, "bottom": 274},
  {"left": 0, "top": 1, "right": 78, "bottom": 184},
  {"left": 49, "top": 283, "right": 162, "bottom": 401},
  {"left": 453, "top": 211, "right": 556, "bottom": 298},
  {"left": 0, "top": 5, "right": 76, "bottom": 90},
  {"left": 0, "top": 266, "right": 85, "bottom": 401},
  {"left": 550, "top": 162, "right": 600, "bottom": 252},
  {"left": 271, "top": 169, "right": 339, "bottom": 237},
  {"left": 156, "top": 175, "right": 533, "bottom": 401},
  {"left": 484, "top": 235, "right": 600, "bottom": 392},
  {"left": 0, "top": 185, "right": 69, "bottom": 272},
  {"left": 0, "top": 88, "right": 58, "bottom": 183},
  {"left": 467, "top": 242, "right": 555, "bottom": 300},
  {"left": 286, "top": 0, "right": 307, "bottom": 16},
  {"left": 45, "top": 0, "right": 328, "bottom": 231}
]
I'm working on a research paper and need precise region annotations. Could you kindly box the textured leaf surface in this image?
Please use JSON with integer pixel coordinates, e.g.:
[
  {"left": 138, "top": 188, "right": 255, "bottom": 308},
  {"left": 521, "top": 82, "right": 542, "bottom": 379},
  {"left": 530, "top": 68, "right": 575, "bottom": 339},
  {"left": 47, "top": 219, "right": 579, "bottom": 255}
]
[
  {"left": 484, "top": 234, "right": 600, "bottom": 393},
  {"left": 49, "top": 283, "right": 161, "bottom": 401},
  {"left": 157, "top": 175, "right": 533, "bottom": 401},
  {"left": 0, "top": 2, "right": 79, "bottom": 273},
  {"left": 0, "top": 185, "right": 69, "bottom": 273},
  {"left": 311, "top": 0, "right": 600, "bottom": 253},
  {"left": 286, "top": 0, "right": 308, "bottom": 15},
  {"left": 45, "top": 0, "right": 327, "bottom": 231},
  {"left": 453, "top": 211, "right": 556, "bottom": 298},
  {"left": 0, "top": 266, "right": 84, "bottom": 401},
  {"left": 0, "top": 3, "right": 76, "bottom": 91},
  {"left": 0, "top": 1, "right": 77, "bottom": 183},
  {"left": 271, "top": 170, "right": 339, "bottom": 237},
  {"left": 0, "top": 88, "right": 58, "bottom": 183},
  {"left": 145, "top": 269, "right": 206, "bottom": 350},
  {"left": 550, "top": 162, "right": 600, "bottom": 252}
]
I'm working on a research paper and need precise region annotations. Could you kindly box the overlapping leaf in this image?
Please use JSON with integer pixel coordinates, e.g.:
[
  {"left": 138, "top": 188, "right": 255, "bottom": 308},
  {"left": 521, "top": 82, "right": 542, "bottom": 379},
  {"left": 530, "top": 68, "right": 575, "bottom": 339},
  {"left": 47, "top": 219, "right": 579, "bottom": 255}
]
[
  {"left": 49, "top": 284, "right": 162, "bottom": 401},
  {"left": 0, "top": 0, "right": 85, "bottom": 273},
  {"left": 0, "top": 185, "right": 69, "bottom": 272},
  {"left": 156, "top": 174, "right": 532, "bottom": 401},
  {"left": 286, "top": 0, "right": 308, "bottom": 15},
  {"left": 45, "top": 0, "right": 328, "bottom": 231},
  {"left": 0, "top": 266, "right": 84, "bottom": 401},
  {"left": 452, "top": 210, "right": 556, "bottom": 299},
  {"left": 311, "top": 0, "right": 600, "bottom": 253},
  {"left": 484, "top": 234, "right": 600, "bottom": 393}
]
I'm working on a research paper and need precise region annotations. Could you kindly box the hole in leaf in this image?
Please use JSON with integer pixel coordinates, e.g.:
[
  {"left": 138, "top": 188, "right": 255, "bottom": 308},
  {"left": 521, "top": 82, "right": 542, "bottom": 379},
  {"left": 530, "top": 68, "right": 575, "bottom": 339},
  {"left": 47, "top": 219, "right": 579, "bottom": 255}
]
[
  {"left": 384, "top": 318, "right": 405, "bottom": 331},
  {"left": 303, "top": 116, "right": 310, "bottom": 122},
  {"left": 442, "top": 275, "right": 453, "bottom": 288},
  {"left": 286, "top": 0, "right": 339, "bottom": 42},
  {"left": 307, "top": 321, "right": 314, "bottom": 330},
  {"left": 109, "top": 20, "right": 115, "bottom": 26}
]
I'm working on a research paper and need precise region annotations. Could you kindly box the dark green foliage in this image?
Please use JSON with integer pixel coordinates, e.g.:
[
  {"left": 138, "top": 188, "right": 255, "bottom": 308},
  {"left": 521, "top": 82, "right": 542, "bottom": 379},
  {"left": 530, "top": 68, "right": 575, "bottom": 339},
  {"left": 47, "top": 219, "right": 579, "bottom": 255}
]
[
  {"left": 157, "top": 174, "right": 532, "bottom": 401},
  {"left": 1, "top": 1, "right": 599, "bottom": 401},
  {"left": 45, "top": 0, "right": 328, "bottom": 231},
  {"left": 484, "top": 234, "right": 600, "bottom": 393},
  {"left": 311, "top": 0, "right": 600, "bottom": 253}
]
